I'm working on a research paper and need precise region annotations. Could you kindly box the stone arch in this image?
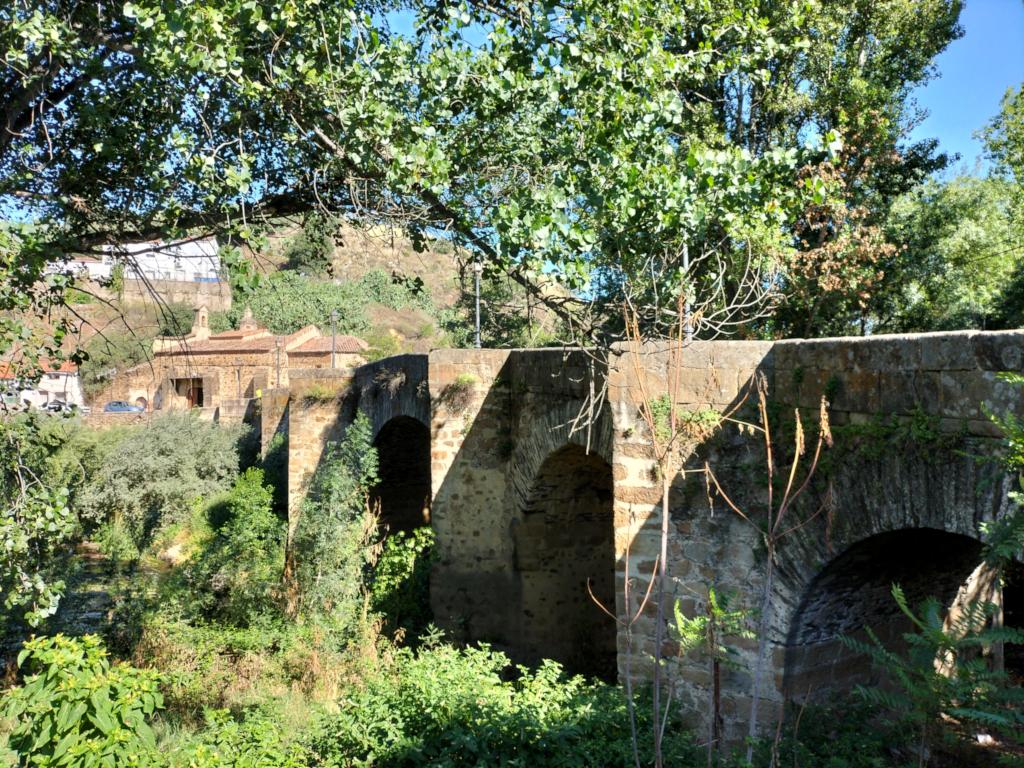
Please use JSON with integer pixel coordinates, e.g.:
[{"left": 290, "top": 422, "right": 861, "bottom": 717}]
[
  {"left": 370, "top": 415, "right": 431, "bottom": 533},
  {"left": 513, "top": 443, "right": 617, "bottom": 680},
  {"left": 134, "top": 396, "right": 148, "bottom": 410},
  {"left": 769, "top": 446, "right": 1013, "bottom": 622},
  {"left": 783, "top": 528, "right": 997, "bottom": 699},
  {"left": 506, "top": 397, "right": 614, "bottom": 513}
]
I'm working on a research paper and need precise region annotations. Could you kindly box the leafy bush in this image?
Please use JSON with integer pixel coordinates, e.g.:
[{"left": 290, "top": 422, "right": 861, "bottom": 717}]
[
  {"left": 76, "top": 413, "right": 243, "bottom": 553},
  {"left": 370, "top": 527, "right": 435, "bottom": 639},
  {"left": 258, "top": 431, "right": 288, "bottom": 516},
  {"left": 107, "top": 263, "right": 125, "bottom": 296},
  {"left": 37, "top": 419, "right": 132, "bottom": 507},
  {"left": 179, "top": 468, "right": 284, "bottom": 626},
  {"left": 752, "top": 699, "right": 898, "bottom": 768},
  {"left": 0, "top": 418, "right": 80, "bottom": 628},
  {"left": 0, "top": 634, "right": 163, "bottom": 767},
  {"left": 126, "top": 614, "right": 350, "bottom": 722},
  {"left": 79, "top": 329, "right": 153, "bottom": 397},
  {"left": 282, "top": 211, "right": 338, "bottom": 275},
  {"left": 222, "top": 269, "right": 432, "bottom": 336},
  {"left": 292, "top": 413, "right": 379, "bottom": 632},
  {"left": 96, "top": 518, "right": 140, "bottom": 564},
  {"left": 843, "top": 585, "right": 1024, "bottom": 761},
  {"left": 156, "top": 303, "right": 198, "bottom": 337},
  {"left": 310, "top": 640, "right": 703, "bottom": 768},
  {"left": 170, "top": 709, "right": 312, "bottom": 768}
]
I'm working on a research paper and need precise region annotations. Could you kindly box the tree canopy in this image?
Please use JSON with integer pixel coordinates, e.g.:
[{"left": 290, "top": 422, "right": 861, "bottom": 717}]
[{"left": 2, "top": 0, "right": 968, "bottom": 345}]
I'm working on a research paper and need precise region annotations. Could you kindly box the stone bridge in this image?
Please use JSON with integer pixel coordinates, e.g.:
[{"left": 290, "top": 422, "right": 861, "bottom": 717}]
[{"left": 263, "top": 331, "right": 1024, "bottom": 739}]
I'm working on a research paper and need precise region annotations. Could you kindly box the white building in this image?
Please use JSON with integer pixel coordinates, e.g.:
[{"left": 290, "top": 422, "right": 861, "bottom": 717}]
[
  {"left": 0, "top": 360, "right": 86, "bottom": 410},
  {"left": 45, "top": 254, "right": 114, "bottom": 281},
  {"left": 104, "top": 236, "right": 221, "bottom": 282}
]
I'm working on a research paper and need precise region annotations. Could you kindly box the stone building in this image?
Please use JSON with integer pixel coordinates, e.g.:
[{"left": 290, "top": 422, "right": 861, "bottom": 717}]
[
  {"left": 97, "top": 307, "right": 367, "bottom": 421},
  {"left": 286, "top": 334, "right": 370, "bottom": 369}
]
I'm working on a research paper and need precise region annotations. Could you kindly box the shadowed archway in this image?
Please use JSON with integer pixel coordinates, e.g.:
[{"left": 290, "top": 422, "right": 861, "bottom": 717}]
[
  {"left": 370, "top": 416, "right": 431, "bottom": 533},
  {"left": 513, "top": 443, "right": 617, "bottom": 680},
  {"left": 783, "top": 528, "right": 994, "bottom": 699}
]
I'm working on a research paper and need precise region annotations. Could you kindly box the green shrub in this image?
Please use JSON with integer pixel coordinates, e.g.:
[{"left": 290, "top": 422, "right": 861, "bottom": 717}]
[
  {"left": 751, "top": 699, "right": 897, "bottom": 768},
  {"left": 96, "top": 518, "right": 140, "bottom": 564},
  {"left": 843, "top": 585, "right": 1024, "bottom": 761},
  {"left": 66, "top": 286, "right": 95, "bottom": 305},
  {"left": 156, "top": 304, "right": 198, "bottom": 337},
  {"left": 76, "top": 413, "right": 243, "bottom": 553},
  {"left": 170, "top": 709, "right": 312, "bottom": 768},
  {"left": 79, "top": 329, "right": 153, "bottom": 397},
  {"left": 300, "top": 382, "right": 348, "bottom": 405},
  {"left": 370, "top": 527, "right": 435, "bottom": 639},
  {"left": 222, "top": 269, "right": 432, "bottom": 336},
  {"left": 1, "top": 417, "right": 81, "bottom": 629},
  {"left": 0, "top": 634, "right": 163, "bottom": 767},
  {"left": 292, "top": 413, "right": 379, "bottom": 632},
  {"left": 107, "top": 263, "right": 125, "bottom": 296},
  {"left": 310, "top": 640, "right": 703, "bottom": 768},
  {"left": 282, "top": 211, "right": 337, "bottom": 276},
  {"left": 363, "top": 329, "right": 403, "bottom": 362},
  {"left": 258, "top": 432, "right": 288, "bottom": 516},
  {"left": 180, "top": 468, "right": 284, "bottom": 626},
  {"left": 38, "top": 419, "right": 132, "bottom": 506},
  {"left": 127, "top": 615, "right": 349, "bottom": 721}
]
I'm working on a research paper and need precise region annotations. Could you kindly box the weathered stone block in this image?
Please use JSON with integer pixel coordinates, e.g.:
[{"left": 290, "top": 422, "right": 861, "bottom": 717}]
[
  {"left": 970, "top": 331, "right": 1024, "bottom": 371},
  {"left": 877, "top": 370, "right": 941, "bottom": 414}
]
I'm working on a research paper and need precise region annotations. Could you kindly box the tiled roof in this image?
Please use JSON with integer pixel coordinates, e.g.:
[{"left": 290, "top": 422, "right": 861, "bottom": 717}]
[
  {"left": 207, "top": 327, "right": 269, "bottom": 341},
  {"left": 155, "top": 337, "right": 278, "bottom": 355},
  {"left": 291, "top": 335, "right": 369, "bottom": 354},
  {"left": 0, "top": 359, "right": 78, "bottom": 378},
  {"left": 154, "top": 325, "right": 327, "bottom": 356}
]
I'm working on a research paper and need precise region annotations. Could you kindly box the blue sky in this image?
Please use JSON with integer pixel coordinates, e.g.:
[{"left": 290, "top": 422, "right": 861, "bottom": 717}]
[{"left": 909, "top": 0, "right": 1024, "bottom": 170}]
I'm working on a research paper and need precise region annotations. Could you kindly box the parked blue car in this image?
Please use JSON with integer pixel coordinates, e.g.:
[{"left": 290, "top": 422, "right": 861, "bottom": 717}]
[{"left": 103, "top": 400, "right": 144, "bottom": 413}]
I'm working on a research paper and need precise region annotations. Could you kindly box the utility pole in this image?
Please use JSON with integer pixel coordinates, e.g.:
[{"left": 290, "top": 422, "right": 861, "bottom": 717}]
[
  {"left": 330, "top": 308, "right": 338, "bottom": 369},
  {"left": 473, "top": 257, "right": 483, "bottom": 349}
]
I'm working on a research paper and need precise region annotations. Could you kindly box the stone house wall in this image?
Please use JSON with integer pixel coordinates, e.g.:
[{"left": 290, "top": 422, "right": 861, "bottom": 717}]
[{"left": 92, "top": 350, "right": 281, "bottom": 412}]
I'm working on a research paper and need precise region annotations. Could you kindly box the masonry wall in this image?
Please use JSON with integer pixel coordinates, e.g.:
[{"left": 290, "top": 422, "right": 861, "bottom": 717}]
[
  {"left": 120, "top": 278, "right": 232, "bottom": 311},
  {"left": 92, "top": 351, "right": 278, "bottom": 415},
  {"left": 260, "top": 388, "right": 291, "bottom": 456},
  {"left": 428, "top": 348, "right": 616, "bottom": 675},
  {"left": 608, "top": 331, "right": 1023, "bottom": 740},
  {"left": 284, "top": 369, "right": 355, "bottom": 538},
  {"left": 278, "top": 330, "right": 1024, "bottom": 743},
  {"left": 283, "top": 357, "right": 430, "bottom": 536}
]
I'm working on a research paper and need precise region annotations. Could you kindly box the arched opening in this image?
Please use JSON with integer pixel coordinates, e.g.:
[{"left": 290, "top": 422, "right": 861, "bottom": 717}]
[
  {"left": 514, "top": 444, "right": 617, "bottom": 681},
  {"left": 784, "top": 529, "right": 988, "bottom": 699},
  {"left": 370, "top": 416, "right": 431, "bottom": 533},
  {"left": 134, "top": 396, "right": 148, "bottom": 411}
]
